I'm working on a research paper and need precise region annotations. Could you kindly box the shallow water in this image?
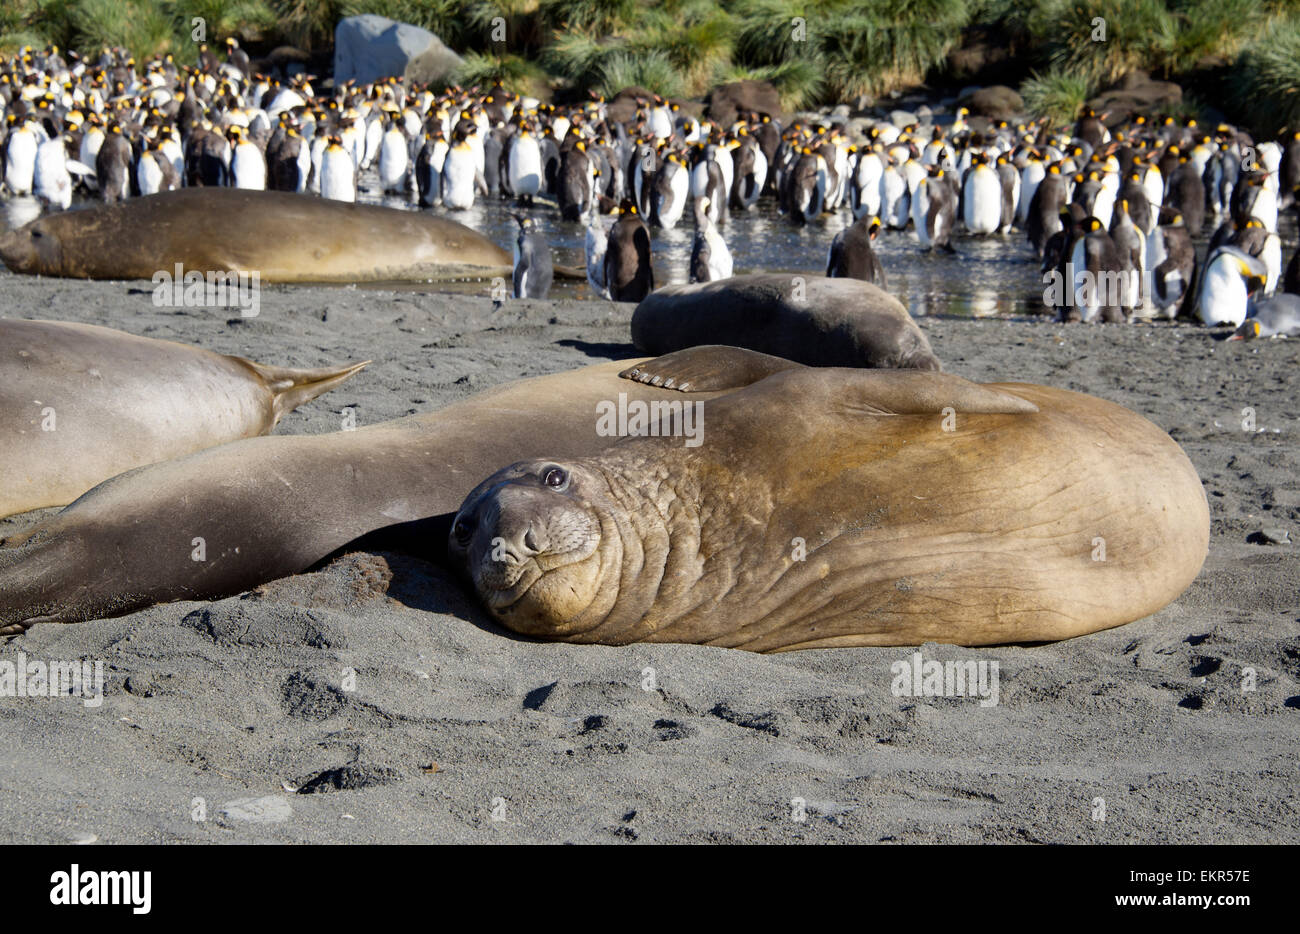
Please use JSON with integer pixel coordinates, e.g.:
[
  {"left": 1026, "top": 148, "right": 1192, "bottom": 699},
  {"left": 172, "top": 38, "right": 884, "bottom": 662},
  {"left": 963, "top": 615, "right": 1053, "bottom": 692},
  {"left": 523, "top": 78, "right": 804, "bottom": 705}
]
[{"left": 3, "top": 174, "right": 1293, "bottom": 320}]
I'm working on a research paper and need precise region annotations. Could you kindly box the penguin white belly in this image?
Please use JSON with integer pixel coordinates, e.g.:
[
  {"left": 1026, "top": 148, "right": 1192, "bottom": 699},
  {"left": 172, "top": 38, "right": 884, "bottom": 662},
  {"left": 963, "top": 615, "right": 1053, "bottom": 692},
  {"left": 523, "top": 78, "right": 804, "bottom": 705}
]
[
  {"left": 319, "top": 149, "right": 355, "bottom": 202},
  {"left": 442, "top": 148, "right": 477, "bottom": 209},
  {"left": 1198, "top": 255, "right": 1249, "bottom": 326},
  {"left": 1013, "top": 164, "right": 1045, "bottom": 223},
  {"left": 902, "top": 160, "right": 926, "bottom": 195},
  {"left": 309, "top": 138, "right": 327, "bottom": 193},
  {"left": 1262, "top": 233, "right": 1282, "bottom": 294},
  {"left": 135, "top": 153, "right": 164, "bottom": 197},
  {"left": 704, "top": 224, "right": 732, "bottom": 280},
  {"left": 508, "top": 139, "right": 542, "bottom": 196},
  {"left": 1091, "top": 185, "right": 1115, "bottom": 229},
  {"left": 1145, "top": 227, "right": 1167, "bottom": 303},
  {"left": 295, "top": 144, "right": 311, "bottom": 193},
  {"left": 231, "top": 144, "right": 266, "bottom": 189},
  {"left": 1142, "top": 169, "right": 1163, "bottom": 211},
  {"left": 912, "top": 181, "right": 933, "bottom": 247},
  {"left": 1250, "top": 186, "right": 1278, "bottom": 231},
  {"left": 1069, "top": 238, "right": 1097, "bottom": 317},
  {"left": 658, "top": 169, "right": 688, "bottom": 229},
  {"left": 78, "top": 130, "right": 103, "bottom": 183},
  {"left": 379, "top": 131, "right": 409, "bottom": 191},
  {"left": 854, "top": 154, "right": 883, "bottom": 219},
  {"left": 690, "top": 160, "right": 709, "bottom": 199},
  {"left": 362, "top": 118, "right": 383, "bottom": 169},
  {"left": 585, "top": 223, "right": 609, "bottom": 299},
  {"left": 5, "top": 131, "right": 37, "bottom": 195},
  {"left": 963, "top": 167, "right": 1001, "bottom": 234},
  {"left": 882, "top": 167, "right": 908, "bottom": 228},
  {"left": 33, "top": 141, "right": 72, "bottom": 209}
]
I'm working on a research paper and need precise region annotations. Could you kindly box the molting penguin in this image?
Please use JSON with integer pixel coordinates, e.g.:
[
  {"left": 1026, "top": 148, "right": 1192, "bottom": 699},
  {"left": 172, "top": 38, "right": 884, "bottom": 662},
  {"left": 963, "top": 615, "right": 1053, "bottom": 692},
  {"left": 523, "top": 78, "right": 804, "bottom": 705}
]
[
  {"left": 95, "top": 122, "right": 132, "bottom": 201},
  {"left": 1027, "top": 162, "right": 1067, "bottom": 257},
  {"left": 1150, "top": 213, "right": 1195, "bottom": 319},
  {"left": 1109, "top": 199, "right": 1146, "bottom": 315},
  {"left": 688, "top": 196, "right": 732, "bottom": 283},
  {"left": 512, "top": 215, "right": 553, "bottom": 299},
  {"left": 558, "top": 139, "right": 594, "bottom": 221},
  {"left": 785, "top": 147, "right": 826, "bottom": 226},
  {"left": 826, "top": 213, "right": 886, "bottom": 287},
  {"left": 995, "top": 154, "right": 1020, "bottom": 234},
  {"left": 584, "top": 209, "right": 611, "bottom": 300},
  {"left": 604, "top": 198, "right": 654, "bottom": 302},
  {"left": 913, "top": 165, "right": 956, "bottom": 251}
]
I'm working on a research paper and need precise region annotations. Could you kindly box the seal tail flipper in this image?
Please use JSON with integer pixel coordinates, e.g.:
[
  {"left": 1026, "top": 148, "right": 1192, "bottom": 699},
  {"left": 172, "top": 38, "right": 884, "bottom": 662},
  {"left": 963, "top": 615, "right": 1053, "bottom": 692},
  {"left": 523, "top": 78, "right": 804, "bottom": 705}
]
[
  {"left": 236, "top": 359, "right": 370, "bottom": 426},
  {"left": 619, "top": 345, "right": 805, "bottom": 392}
]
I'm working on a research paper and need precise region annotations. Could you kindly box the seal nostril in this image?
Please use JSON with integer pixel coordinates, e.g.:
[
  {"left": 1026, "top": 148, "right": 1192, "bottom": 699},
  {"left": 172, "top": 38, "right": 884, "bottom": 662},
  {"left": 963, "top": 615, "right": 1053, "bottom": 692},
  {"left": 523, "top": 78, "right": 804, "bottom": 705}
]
[{"left": 524, "top": 524, "right": 542, "bottom": 554}]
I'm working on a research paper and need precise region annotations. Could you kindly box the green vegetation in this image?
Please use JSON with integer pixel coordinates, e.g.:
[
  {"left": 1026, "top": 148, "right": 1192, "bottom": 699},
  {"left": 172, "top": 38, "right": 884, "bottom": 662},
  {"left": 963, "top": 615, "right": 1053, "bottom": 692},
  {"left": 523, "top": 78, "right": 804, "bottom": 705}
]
[
  {"left": 1020, "top": 67, "right": 1094, "bottom": 125},
  {"left": 2, "top": 0, "right": 1300, "bottom": 137}
]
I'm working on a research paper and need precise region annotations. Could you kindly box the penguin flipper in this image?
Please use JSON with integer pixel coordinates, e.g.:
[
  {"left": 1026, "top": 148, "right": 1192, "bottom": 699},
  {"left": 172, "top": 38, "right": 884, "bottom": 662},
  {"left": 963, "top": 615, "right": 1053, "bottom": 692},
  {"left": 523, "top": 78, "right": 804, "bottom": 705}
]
[
  {"left": 619, "top": 346, "right": 804, "bottom": 392},
  {"left": 826, "top": 230, "right": 845, "bottom": 277}
]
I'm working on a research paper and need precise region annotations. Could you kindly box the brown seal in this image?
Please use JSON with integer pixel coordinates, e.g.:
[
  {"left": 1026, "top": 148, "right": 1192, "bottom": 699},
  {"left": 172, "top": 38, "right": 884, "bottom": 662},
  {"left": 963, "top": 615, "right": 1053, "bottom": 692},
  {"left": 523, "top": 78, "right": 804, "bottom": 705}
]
[{"left": 630, "top": 274, "right": 941, "bottom": 369}]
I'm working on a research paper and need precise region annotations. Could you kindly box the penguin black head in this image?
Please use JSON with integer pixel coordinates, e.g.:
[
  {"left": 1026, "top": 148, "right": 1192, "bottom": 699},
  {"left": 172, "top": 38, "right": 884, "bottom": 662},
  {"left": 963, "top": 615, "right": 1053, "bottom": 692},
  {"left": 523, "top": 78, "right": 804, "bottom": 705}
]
[{"left": 618, "top": 198, "right": 638, "bottom": 216}]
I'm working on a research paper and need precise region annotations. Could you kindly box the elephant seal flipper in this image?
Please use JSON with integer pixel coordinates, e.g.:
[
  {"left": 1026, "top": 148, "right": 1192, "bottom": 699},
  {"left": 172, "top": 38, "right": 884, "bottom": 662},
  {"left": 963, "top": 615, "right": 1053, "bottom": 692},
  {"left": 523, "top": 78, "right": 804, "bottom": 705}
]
[
  {"left": 618, "top": 345, "right": 804, "bottom": 391},
  {"left": 235, "top": 358, "right": 372, "bottom": 423}
]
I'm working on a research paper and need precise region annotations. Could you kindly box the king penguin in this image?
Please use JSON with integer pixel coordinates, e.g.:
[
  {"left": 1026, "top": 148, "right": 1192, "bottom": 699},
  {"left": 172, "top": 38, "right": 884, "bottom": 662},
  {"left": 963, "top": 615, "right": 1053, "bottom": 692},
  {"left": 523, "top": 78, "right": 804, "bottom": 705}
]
[
  {"left": 961, "top": 152, "right": 1001, "bottom": 235},
  {"left": 913, "top": 164, "right": 956, "bottom": 251},
  {"left": 605, "top": 198, "right": 654, "bottom": 302},
  {"left": 512, "top": 215, "right": 553, "bottom": 299},
  {"left": 689, "top": 195, "right": 733, "bottom": 283},
  {"left": 826, "top": 213, "right": 886, "bottom": 287}
]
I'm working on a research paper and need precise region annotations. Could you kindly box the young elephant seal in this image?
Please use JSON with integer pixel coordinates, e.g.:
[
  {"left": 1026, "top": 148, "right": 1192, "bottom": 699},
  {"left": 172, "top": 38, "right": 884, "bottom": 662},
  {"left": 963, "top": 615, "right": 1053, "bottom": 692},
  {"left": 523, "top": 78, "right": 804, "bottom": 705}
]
[
  {"left": 450, "top": 364, "right": 1209, "bottom": 651},
  {"left": 1, "top": 319, "right": 367, "bottom": 517},
  {"left": 630, "top": 274, "right": 940, "bottom": 370}
]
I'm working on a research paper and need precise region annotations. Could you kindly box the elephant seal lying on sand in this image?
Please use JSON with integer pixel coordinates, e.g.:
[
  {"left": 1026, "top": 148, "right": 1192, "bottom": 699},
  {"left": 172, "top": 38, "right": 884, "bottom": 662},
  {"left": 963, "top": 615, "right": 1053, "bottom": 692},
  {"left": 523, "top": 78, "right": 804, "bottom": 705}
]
[
  {"left": 631, "top": 274, "right": 941, "bottom": 370},
  {"left": 0, "top": 188, "right": 511, "bottom": 283},
  {"left": 0, "top": 348, "right": 1207, "bottom": 649},
  {"left": 0, "top": 319, "right": 367, "bottom": 517},
  {"left": 450, "top": 353, "right": 1209, "bottom": 651}
]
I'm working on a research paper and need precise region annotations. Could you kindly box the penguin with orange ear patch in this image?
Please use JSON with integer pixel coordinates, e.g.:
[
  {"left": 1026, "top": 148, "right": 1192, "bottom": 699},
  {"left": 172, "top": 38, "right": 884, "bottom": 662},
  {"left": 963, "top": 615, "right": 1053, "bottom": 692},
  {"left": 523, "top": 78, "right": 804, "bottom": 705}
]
[
  {"left": 605, "top": 198, "right": 654, "bottom": 302},
  {"left": 826, "top": 214, "right": 886, "bottom": 287}
]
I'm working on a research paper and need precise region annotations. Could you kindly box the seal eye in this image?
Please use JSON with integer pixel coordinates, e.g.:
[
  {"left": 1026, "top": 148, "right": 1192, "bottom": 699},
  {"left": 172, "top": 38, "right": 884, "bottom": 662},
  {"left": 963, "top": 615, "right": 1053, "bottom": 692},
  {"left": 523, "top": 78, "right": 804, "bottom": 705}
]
[
  {"left": 452, "top": 515, "right": 474, "bottom": 545},
  {"left": 543, "top": 466, "right": 568, "bottom": 490}
]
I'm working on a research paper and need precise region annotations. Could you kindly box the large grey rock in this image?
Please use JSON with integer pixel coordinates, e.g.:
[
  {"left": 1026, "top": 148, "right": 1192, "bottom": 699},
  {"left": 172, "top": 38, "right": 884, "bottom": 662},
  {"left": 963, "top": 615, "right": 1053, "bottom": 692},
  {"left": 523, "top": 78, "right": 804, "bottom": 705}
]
[{"left": 334, "top": 14, "right": 462, "bottom": 87}]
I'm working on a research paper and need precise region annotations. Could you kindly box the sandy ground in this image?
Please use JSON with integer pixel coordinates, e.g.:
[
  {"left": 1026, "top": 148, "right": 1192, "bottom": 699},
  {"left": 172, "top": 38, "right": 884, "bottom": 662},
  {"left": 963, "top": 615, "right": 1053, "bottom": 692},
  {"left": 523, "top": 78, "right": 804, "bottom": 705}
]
[{"left": 0, "top": 274, "right": 1297, "bottom": 844}]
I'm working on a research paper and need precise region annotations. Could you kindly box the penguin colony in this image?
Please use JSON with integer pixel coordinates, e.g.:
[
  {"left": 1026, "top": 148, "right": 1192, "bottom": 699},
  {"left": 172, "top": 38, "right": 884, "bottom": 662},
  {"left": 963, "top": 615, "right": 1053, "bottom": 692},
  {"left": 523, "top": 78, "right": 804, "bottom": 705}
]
[{"left": 1, "top": 42, "right": 1298, "bottom": 334}]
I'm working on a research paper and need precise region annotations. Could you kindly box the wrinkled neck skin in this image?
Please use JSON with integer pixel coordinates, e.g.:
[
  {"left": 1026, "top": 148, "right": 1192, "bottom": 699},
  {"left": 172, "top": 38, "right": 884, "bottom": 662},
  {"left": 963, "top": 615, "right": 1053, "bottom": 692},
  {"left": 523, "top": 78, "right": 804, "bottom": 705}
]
[{"left": 522, "top": 448, "right": 737, "bottom": 645}]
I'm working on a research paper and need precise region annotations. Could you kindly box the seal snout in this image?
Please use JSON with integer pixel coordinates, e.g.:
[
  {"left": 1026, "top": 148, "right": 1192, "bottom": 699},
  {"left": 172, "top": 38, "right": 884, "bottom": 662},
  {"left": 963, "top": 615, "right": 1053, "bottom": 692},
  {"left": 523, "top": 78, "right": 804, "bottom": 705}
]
[{"left": 452, "top": 466, "right": 609, "bottom": 631}]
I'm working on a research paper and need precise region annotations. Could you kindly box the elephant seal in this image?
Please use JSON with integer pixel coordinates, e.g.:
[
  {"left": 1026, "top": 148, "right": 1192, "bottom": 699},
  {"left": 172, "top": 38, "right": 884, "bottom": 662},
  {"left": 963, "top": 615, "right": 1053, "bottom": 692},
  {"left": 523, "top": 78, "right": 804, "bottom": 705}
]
[
  {"left": 631, "top": 274, "right": 941, "bottom": 370},
  {"left": 0, "top": 348, "right": 1207, "bottom": 648},
  {"left": 0, "top": 188, "right": 512, "bottom": 283},
  {"left": 0, "top": 319, "right": 368, "bottom": 517},
  {"left": 449, "top": 358, "right": 1209, "bottom": 651},
  {"left": 0, "top": 350, "right": 763, "bottom": 634}
]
